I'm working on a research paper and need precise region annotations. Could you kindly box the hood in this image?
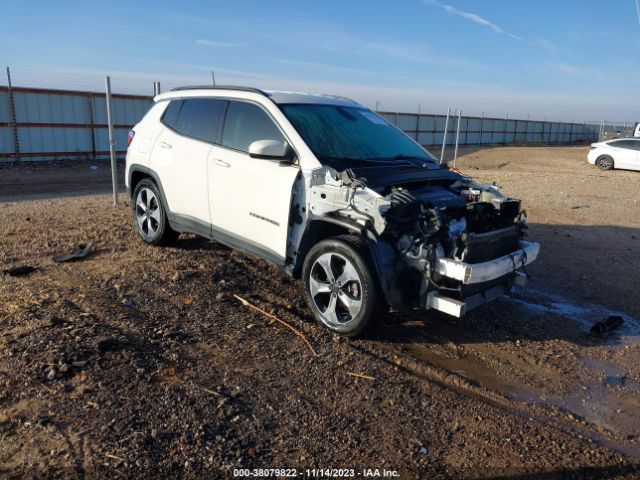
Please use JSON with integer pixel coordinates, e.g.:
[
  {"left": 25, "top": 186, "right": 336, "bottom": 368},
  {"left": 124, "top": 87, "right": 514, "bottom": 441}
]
[{"left": 345, "top": 158, "right": 464, "bottom": 194}]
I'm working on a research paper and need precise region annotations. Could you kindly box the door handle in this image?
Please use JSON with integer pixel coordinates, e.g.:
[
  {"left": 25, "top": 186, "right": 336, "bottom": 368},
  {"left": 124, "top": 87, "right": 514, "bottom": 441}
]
[
  {"left": 159, "top": 141, "right": 172, "bottom": 149},
  {"left": 215, "top": 159, "right": 231, "bottom": 168}
]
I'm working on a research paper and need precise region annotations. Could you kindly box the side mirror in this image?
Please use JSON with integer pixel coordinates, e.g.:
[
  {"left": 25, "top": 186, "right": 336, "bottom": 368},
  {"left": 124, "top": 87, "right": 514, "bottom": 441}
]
[{"left": 248, "top": 139, "right": 293, "bottom": 161}]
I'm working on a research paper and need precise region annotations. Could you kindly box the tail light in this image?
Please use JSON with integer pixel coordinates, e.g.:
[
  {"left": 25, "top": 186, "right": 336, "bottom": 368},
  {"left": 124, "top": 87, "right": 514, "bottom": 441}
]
[{"left": 127, "top": 129, "right": 135, "bottom": 147}]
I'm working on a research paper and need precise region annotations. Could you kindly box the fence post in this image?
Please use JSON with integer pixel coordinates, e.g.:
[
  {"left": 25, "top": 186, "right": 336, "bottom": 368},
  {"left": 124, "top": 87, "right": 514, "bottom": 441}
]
[
  {"left": 440, "top": 107, "right": 450, "bottom": 164},
  {"left": 105, "top": 76, "right": 118, "bottom": 206},
  {"left": 453, "top": 108, "right": 462, "bottom": 167},
  {"left": 6, "top": 66, "right": 19, "bottom": 162}
]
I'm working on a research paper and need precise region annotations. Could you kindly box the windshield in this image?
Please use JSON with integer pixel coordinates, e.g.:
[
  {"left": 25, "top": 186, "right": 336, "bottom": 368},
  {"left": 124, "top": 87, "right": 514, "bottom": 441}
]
[{"left": 279, "top": 104, "right": 435, "bottom": 167}]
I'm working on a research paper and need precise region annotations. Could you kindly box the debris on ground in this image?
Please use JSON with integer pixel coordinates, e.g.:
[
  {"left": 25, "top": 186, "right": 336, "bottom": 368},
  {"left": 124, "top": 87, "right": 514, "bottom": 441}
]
[
  {"left": 3, "top": 265, "right": 37, "bottom": 277},
  {"left": 346, "top": 372, "right": 376, "bottom": 381},
  {"left": 52, "top": 241, "right": 94, "bottom": 263},
  {"left": 234, "top": 294, "right": 317, "bottom": 356},
  {"left": 121, "top": 298, "right": 135, "bottom": 308},
  {"left": 590, "top": 315, "right": 625, "bottom": 337}
]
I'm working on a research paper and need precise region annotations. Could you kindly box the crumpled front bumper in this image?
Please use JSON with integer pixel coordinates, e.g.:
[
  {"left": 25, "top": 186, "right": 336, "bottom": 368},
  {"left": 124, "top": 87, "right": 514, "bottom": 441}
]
[
  {"left": 425, "top": 241, "right": 540, "bottom": 316},
  {"left": 435, "top": 241, "right": 539, "bottom": 285}
]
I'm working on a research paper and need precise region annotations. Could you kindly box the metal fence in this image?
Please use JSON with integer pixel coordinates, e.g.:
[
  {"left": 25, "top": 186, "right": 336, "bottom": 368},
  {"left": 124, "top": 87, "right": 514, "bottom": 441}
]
[
  {"left": 0, "top": 86, "right": 151, "bottom": 161},
  {"left": 377, "top": 111, "right": 604, "bottom": 147},
  {"left": 0, "top": 84, "right": 632, "bottom": 162}
]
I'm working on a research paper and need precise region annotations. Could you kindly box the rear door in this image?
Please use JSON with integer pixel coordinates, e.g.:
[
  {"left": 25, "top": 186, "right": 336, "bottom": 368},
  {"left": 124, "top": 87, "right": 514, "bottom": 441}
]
[
  {"left": 208, "top": 100, "right": 299, "bottom": 265},
  {"left": 150, "top": 98, "right": 226, "bottom": 228}
]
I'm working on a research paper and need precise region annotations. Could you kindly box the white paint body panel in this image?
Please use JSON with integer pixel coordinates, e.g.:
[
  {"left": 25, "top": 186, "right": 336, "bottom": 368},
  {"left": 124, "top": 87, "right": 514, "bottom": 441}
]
[
  {"left": 208, "top": 144, "right": 299, "bottom": 261},
  {"left": 150, "top": 126, "right": 212, "bottom": 224}
]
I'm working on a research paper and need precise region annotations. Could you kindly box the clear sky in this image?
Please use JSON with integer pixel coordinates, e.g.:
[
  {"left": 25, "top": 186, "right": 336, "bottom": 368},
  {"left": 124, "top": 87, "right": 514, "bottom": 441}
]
[{"left": 2, "top": 0, "right": 639, "bottom": 121}]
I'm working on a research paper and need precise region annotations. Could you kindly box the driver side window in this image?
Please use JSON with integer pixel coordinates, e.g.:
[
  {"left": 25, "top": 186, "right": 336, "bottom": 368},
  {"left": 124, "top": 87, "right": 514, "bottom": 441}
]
[{"left": 221, "top": 101, "right": 284, "bottom": 153}]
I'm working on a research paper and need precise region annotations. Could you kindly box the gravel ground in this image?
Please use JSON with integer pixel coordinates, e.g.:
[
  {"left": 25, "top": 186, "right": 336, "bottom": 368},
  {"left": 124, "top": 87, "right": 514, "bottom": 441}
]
[{"left": 1, "top": 146, "right": 639, "bottom": 479}]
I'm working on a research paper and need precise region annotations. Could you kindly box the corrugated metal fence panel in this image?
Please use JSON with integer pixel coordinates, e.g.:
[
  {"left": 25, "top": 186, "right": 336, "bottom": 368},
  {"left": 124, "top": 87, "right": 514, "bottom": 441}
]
[
  {"left": 91, "top": 96, "right": 151, "bottom": 125},
  {"left": 13, "top": 91, "right": 91, "bottom": 124},
  {"left": 323, "top": 109, "right": 601, "bottom": 148},
  {"left": 0, "top": 87, "right": 153, "bottom": 160},
  {"left": 396, "top": 114, "right": 419, "bottom": 132},
  {"left": 18, "top": 127, "right": 93, "bottom": 152},
  {"left": 0, "top": 85, "right": 611, "bottom": 161},
  {"left": 0, "top": 91, "right": 9, "bottom": 123},
  {"left": 94, "top": 127, "right": 130, "bottom": 153},
  {"left": 0, "top": 127, "right": 11, "bottom": 153}
]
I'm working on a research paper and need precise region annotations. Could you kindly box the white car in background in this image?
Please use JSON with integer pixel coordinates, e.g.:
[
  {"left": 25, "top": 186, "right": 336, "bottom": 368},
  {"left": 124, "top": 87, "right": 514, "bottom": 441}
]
[{"left": 588, "top": 138, "right": 640, "bottom": 171}]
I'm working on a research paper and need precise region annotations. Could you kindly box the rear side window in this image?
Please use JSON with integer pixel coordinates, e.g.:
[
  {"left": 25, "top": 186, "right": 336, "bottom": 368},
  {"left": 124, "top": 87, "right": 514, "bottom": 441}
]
[
  {"left": 609, "top": 139, "right": 640, "bottom": 150},
  {"left": 162, "top": 98, "right": 226, "bottom": 143},
  {"left": 161, "top": 100, "right": 182, "bottom": 128},
  {"left": 222, "top": 101, "right": 284, "bottom": 152}
]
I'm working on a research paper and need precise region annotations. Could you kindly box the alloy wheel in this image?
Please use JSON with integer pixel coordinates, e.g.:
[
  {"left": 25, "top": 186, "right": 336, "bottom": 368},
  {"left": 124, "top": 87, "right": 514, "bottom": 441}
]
[{"left": 309, "top": 252, "right": 363, "bottom": 327}]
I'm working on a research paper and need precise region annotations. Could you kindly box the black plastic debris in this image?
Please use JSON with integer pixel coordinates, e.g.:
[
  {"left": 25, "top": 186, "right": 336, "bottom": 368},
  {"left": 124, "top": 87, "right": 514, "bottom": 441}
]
[
  {"left": 122, "top": 298, "right": 135, "bottom": 308},
  {"left": 52, "top": 242, "right": 94, "bottom": 263},
  {"left": 3, "top": 265, "right": 37, "bottom": 277},
  {"left": 590, "top": 315, "right": 624, "bottom": 337}
]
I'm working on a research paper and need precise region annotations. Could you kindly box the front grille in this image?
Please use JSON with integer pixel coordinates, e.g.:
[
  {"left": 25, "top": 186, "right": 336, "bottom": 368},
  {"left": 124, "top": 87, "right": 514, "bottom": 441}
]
[{"left": 463, "top": 225, "right": 519, "bottom": 263}]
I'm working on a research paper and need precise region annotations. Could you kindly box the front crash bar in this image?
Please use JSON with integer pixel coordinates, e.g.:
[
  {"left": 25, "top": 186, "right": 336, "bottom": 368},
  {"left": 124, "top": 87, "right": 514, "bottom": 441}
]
[
  {"left": 434, "top": 241, "right": 540, "bottom": 285},
  {"left": 426, "top": 284, "right": 507, "bottom": 317}
]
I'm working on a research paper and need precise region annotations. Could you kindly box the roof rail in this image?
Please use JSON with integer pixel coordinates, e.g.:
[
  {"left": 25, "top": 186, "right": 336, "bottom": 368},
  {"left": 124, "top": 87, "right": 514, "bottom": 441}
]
[{"left": 169, "top": 85, "right": 268, "bottom": 96}]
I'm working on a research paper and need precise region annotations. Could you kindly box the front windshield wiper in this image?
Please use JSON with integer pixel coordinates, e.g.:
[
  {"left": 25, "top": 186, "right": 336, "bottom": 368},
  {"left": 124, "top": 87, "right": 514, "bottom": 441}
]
[
  {"left": 386, "top": 154, "right": 432, "bottom": 161},
  {"left": 319, "top": 155, "right": 380, "bottom": 164}
]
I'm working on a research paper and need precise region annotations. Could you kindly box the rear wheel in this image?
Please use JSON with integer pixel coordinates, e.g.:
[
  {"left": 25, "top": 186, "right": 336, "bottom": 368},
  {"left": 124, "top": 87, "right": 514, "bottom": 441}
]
[
  {"left": 302, "top": 235, "right": 384, "bottom": 337},
  {"left": 597, "top": 155, "right": 614, "bottom": 170},
  {"left": 132, "top": 178, "right": 178, "bottom": 245}
]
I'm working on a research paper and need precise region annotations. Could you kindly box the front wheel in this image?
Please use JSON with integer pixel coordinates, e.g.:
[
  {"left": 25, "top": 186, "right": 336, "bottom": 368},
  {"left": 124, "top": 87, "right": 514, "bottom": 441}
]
[
  {"left": 597, "top": 155, "right": 614, "bottom": 170},
  {"left": 302, "top": 235, "right": 385, "bottom": 337},
  {"left": 132, "top": 178, "right": 178, "bottom": 245}
]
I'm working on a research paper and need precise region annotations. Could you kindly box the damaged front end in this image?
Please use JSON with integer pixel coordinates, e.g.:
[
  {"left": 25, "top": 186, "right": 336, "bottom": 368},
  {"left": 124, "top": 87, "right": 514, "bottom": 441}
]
[{"left": 305, "top": 161, "right": 540, "bottom": 317}]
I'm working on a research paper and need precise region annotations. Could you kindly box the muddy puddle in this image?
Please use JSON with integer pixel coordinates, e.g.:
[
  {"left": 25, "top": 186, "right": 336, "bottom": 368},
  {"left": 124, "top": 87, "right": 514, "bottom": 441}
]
[
  {"left": 400, "top": 289, "right": 640, "bottom": 459},
  {"left": 403, "top": 342, "right": 640, "bottom": 459}
]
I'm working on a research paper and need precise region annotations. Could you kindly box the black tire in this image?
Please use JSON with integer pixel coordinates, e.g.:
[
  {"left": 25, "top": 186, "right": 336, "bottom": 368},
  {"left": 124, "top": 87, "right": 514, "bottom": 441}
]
[
  {"left": 302, "top": 235, "right": 385, "bottom": 337},
  {"left": 597, "top": 155, "right": 614, "bottom": 171},
  {"left": 132, "top": 178, "right": 178, "bottom": 245}
]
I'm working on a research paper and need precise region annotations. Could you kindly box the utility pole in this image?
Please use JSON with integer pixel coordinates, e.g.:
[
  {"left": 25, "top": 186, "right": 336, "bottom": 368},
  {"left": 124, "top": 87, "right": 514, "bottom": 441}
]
[
  {"left": 211, "top": 70, "right": 216, "bottom": 86},
  {"left": 105, "top": 76, "right": 118, "bottom": 206}
]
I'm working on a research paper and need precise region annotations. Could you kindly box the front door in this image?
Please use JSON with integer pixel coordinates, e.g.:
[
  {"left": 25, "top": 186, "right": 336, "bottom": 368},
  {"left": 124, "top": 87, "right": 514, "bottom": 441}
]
[{"left": 208, "top": 100, "right": 299, "bottom": 265}]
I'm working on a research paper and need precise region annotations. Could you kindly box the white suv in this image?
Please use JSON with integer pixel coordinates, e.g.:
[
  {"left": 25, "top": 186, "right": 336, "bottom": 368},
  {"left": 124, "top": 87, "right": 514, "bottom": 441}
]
[{"left": 126, "top": 86, "right": 539, "bottom": 337}]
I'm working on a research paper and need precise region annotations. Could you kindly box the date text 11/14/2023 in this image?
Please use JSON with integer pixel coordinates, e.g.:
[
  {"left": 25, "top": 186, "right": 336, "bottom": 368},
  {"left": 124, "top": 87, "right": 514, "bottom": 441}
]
[{"left": 233, "top": 468, "right": 400, "bottom": 477}]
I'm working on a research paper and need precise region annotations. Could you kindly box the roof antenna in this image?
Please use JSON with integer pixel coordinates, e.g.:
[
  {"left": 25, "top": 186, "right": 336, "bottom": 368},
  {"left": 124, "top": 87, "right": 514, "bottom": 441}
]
[{"left": 211, "top": 70, "right": 216, "bottom": 86}]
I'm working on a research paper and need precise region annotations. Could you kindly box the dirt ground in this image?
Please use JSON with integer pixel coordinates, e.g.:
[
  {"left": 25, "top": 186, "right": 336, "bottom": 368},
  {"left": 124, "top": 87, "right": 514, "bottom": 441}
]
[{"left": 1, "top": 146, "right": 639, "bottom": 479}]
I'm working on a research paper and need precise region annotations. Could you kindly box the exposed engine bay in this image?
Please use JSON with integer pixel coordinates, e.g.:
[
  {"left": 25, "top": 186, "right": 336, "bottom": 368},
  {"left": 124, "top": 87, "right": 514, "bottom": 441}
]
[{"left": 304, "top": 159, "right": 539, "bottom": 316}]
